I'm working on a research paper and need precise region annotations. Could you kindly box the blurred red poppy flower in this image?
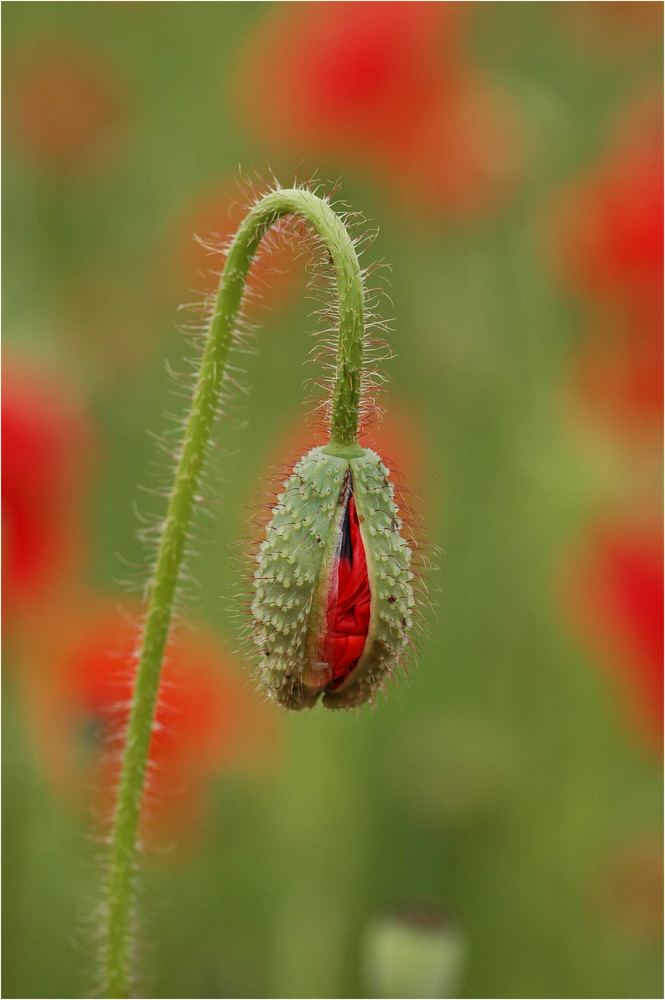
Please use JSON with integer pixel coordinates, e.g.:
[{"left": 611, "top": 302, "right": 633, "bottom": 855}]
[
  {"left": 6, "top": 43, "right": 125, "bottom": 173},
  {"left": 561, "top": 519, "right": 663, "bottom": 751},
  {"left": 2, "top": 355, "right": 93, "bottom": 619},
  {"left": 231, "top": 3, "right": 523, "bottom": 218},
  {"left": 567, "top": 315, "right": 662, "bottom": 435},
  {"left": 388, "top": 72, "right": 523, "bottom": 218},
  {"left": 174, "top": 183, "right": 304, "bottom": 314},
  {"left": 552, "top": 93, "right": 663, "bottom": 435},
  {"left": 554, "top": 93, "right": 663, "bottom": 320},
  {"left": 234, "top": 3, "right": 454, "bottom": 156},
  {"left": 24, "top": 600, "right": 278, "bottom": 848}
]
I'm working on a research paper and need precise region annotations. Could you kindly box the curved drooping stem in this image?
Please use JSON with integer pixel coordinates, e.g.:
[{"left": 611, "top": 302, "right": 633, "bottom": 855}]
[{"left": 102, "top": 188, "right": 366, "bottom": 997}]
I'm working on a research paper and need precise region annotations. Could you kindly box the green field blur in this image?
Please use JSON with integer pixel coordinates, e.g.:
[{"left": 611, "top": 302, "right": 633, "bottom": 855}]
[{"left": 3, "top": 4, "right": 663, "bottom": 999}]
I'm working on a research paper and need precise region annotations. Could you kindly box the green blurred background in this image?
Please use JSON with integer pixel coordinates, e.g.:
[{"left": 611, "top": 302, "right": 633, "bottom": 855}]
[{"left": 3, "top": 3, "right": 662, "bottom": 998}]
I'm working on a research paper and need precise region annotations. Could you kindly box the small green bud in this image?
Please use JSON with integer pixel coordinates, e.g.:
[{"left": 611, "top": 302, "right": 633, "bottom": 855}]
[
  {"left": 363, "top": 910, "right": 467, "bottom": 999},
  {"left": 251, "top": 445, "right": 415, "bottom": 709}
]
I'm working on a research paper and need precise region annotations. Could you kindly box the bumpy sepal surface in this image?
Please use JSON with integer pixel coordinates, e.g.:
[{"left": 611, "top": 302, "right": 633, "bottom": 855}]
[{"left": 251, "top": 446, "right": 414, "bottom": 709}]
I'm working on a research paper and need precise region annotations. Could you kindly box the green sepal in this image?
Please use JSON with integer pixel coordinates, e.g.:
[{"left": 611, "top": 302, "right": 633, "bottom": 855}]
[{"left": 252, "top": 446, "right": 415, "bottom": 710}]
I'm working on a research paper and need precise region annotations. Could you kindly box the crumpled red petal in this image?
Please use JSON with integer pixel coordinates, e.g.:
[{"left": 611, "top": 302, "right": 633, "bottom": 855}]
[{"left": 323, "top": 494, "right": 371, "bottom": 686}]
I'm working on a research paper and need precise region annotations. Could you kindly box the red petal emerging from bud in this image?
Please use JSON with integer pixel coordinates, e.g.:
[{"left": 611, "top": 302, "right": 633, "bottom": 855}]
[{"left": 323, "top": 494, "right": 371, "bottom": 687}]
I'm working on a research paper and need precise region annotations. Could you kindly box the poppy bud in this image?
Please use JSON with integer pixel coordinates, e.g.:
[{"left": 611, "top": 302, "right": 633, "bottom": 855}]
[
  {"left": 252, "top": 445, "right": 415, "bottom": 709},
  {"left": 363, "top": 909, "right": 467, "bottom": 999}
]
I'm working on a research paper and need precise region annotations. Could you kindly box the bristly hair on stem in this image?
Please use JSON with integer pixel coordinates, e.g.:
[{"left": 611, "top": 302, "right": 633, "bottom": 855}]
[{"left": 101, "top": 183, "right": 375, "bottom": 997}]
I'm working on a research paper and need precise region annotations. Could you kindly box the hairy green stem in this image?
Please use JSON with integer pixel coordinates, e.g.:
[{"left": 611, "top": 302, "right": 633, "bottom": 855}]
[{"left": 102, "top": 188, "right": 365, "bottom": 997}]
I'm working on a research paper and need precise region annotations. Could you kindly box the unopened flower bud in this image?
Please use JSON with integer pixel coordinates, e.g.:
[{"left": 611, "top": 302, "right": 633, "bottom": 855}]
[
  {"left": 251, "top": 445, "right": 415, "bottom": 709},
  {"left": 363, "top": 909, "right": 467, "bottom": 999}
]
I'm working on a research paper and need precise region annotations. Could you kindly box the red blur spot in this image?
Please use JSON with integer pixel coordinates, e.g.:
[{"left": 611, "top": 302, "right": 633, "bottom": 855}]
[
  {"left": 231, "top": 2, "right": 524, "bottom": 218},
  {"left": 568, "top": 316, "right": 663, "bottom": 435},
  {"left": 23, "top": 600, "right": 280, "bottom": 850},
  {"left": 6, "top": 44, "right": 126, "bottom": 173},
  {"left": 562, "top": 520, "right": 663, "bottom": 752},
  {"left": 2, "top": 355, "right": 93, "bottom": 620},
  {"left": 551, "top": 91, "right": 663, "bottom": 438}
]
